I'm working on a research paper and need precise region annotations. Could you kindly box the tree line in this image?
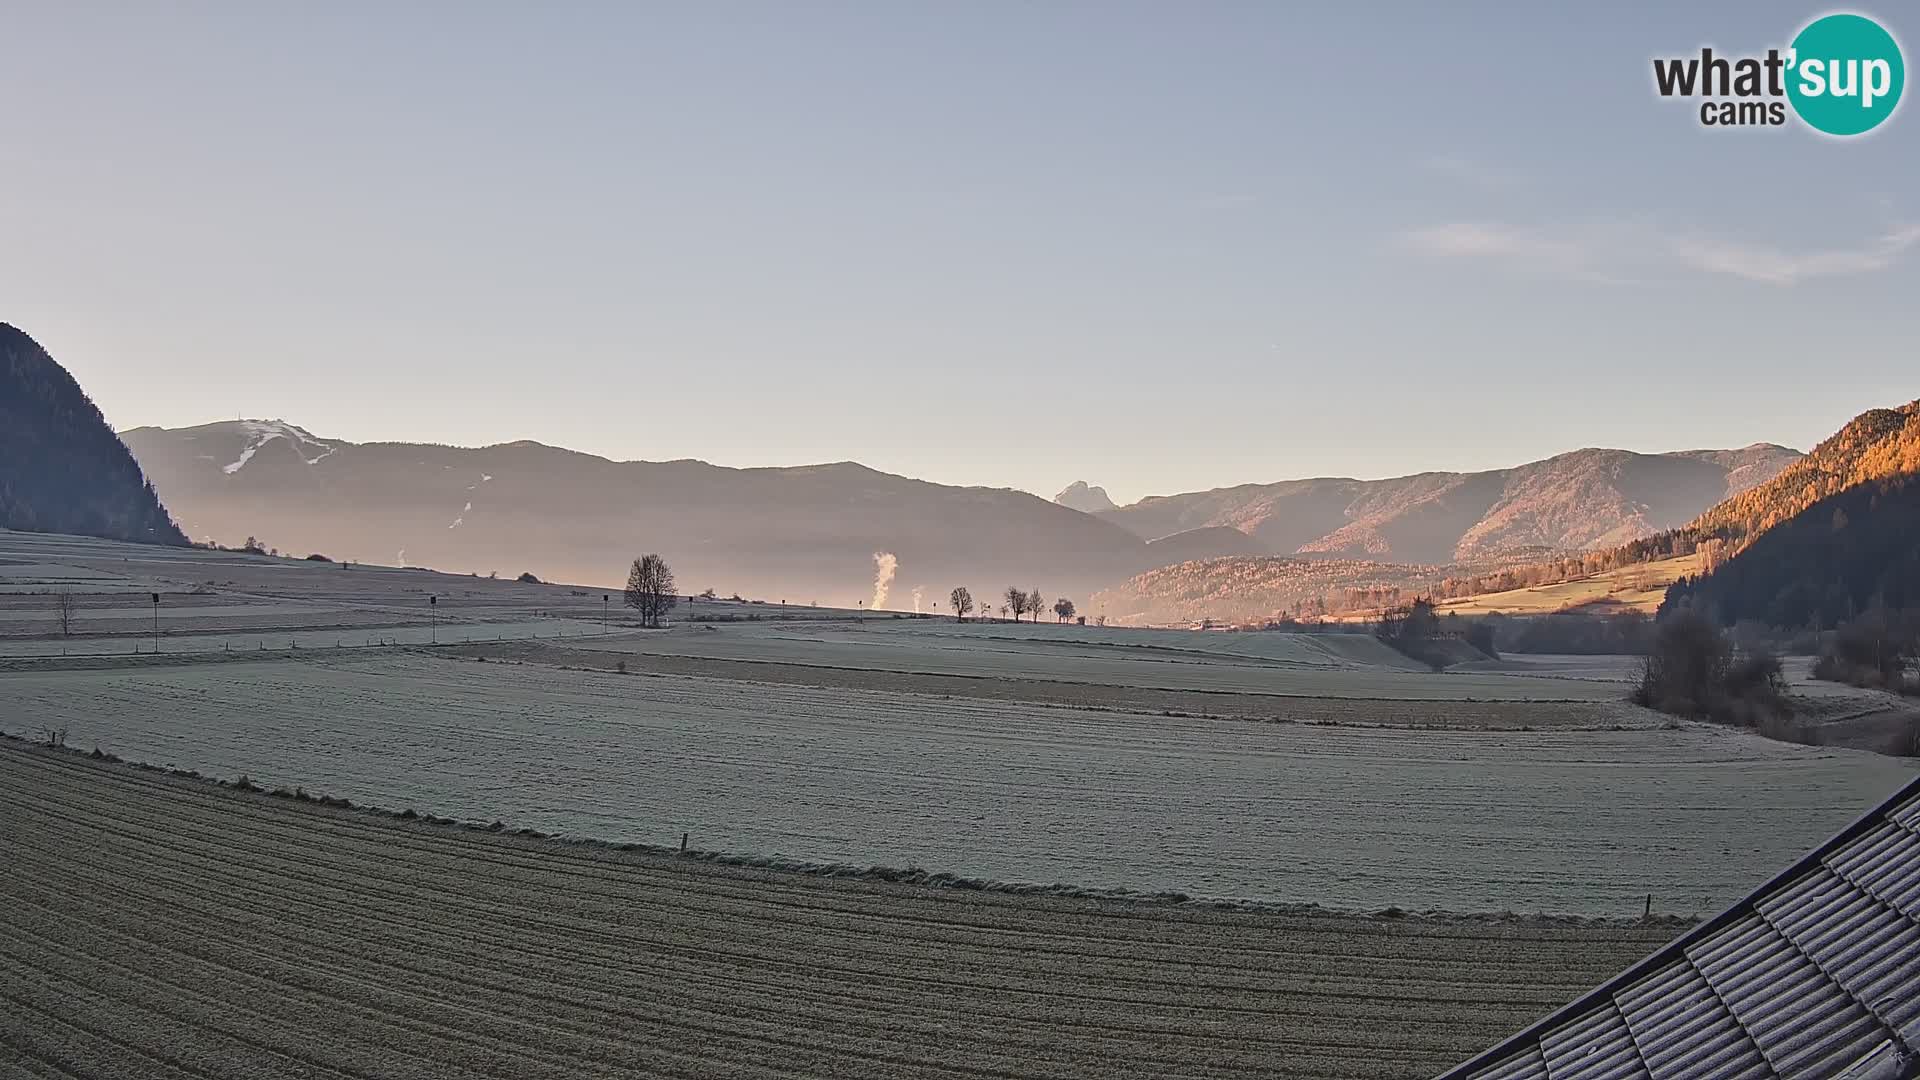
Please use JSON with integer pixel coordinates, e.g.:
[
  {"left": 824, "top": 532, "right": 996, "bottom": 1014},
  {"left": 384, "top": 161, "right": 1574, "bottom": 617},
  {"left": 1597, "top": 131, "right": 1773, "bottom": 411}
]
[
  {"left": 618, "top": 557, "right": 1091, "bottom": 628},
  {"left": 947, "top": 586, "right": 1081, "bottom": 624}
]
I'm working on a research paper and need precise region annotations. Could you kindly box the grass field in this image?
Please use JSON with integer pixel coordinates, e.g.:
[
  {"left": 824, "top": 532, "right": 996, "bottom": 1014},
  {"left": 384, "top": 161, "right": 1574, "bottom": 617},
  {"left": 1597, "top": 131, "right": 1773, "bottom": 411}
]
[
  {"left": 0, "top": 742, "right": 1684, "bottom": 1080},
  {"left": 1434, "top": 553, "right": 1706, "bottom": 617}
]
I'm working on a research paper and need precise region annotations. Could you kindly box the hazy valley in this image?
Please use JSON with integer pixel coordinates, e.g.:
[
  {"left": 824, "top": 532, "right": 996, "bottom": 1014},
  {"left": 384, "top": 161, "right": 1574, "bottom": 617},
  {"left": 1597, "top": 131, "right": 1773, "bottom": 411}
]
[{"left": 121, "top": 414, "right": 1802, "bottom": 621}]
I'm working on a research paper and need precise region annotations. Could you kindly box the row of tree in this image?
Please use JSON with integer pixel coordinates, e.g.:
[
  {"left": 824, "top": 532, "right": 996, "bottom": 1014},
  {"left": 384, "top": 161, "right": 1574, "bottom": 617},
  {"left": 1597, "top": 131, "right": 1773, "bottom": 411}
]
[
  {"left": 620, "top": 557, "right": 1093, "bottom": 629},
  {"left": 947, "top": 586, "right": 1079, "bottom": 623}
]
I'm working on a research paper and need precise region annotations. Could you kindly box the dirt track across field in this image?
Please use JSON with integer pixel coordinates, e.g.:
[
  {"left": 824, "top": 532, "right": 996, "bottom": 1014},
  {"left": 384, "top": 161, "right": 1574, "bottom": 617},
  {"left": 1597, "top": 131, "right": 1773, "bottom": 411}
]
[{"left": 0, "top": 743, "right": 1680, "bottom": 1080}]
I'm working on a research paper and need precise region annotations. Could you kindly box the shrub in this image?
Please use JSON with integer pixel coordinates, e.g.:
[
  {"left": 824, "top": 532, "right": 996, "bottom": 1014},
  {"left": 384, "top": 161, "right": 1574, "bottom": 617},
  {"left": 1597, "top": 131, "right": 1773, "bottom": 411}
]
[
  {"left": 1813, "top": 609, "right": 1918, "bottom": 693},
  {"left": 1631, "top": 611, "right": 1790, "bottom": 727},
  {"left": 516, "top": 571, "right": 541, "bottom": 584},
  {"left": 305, "top": 553, "right": 333, "bottom": 562},
  {"left": 1502, "top": 612, "right": 1654, "bottom": 655},
  {"left": 1464, "top": 619, "right": 1500, "bottom": 659}
]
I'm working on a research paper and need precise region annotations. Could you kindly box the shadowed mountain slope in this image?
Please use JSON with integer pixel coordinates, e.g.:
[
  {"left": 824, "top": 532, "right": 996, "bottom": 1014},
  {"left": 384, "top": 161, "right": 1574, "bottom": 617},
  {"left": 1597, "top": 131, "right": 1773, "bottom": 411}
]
[{"left": 0, "top": 324, "right": 185, "bottom": 546}]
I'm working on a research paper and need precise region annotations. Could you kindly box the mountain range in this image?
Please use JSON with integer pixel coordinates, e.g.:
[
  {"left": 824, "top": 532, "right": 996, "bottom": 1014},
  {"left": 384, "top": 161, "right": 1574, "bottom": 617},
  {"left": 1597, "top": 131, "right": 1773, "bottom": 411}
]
[
  {"left": 1, "top": 323, "right": 184, "bottom": 545},
  {"left": 120, "top": 420, "right": 1151, "bottom": 606},
  {"left": 123, "top": 417, "right": 1801, "bottom": 613},
  {"left": 1071, "top": 445, "right": 1800, "bottom": 564}
]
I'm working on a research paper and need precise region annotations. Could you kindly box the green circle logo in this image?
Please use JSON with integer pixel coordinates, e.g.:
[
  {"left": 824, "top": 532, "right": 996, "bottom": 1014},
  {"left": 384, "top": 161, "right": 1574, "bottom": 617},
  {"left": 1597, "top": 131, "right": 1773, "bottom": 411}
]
[{"left": 1787, "top": 13, "right": 1905, "bottom": 136}]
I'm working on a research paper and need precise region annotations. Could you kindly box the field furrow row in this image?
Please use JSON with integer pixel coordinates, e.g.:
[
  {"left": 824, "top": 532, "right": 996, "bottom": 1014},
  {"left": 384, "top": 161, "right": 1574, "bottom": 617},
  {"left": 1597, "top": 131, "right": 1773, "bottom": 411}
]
[{"left": 0, "top": 744, "right": 1684, "bottom": 1078}]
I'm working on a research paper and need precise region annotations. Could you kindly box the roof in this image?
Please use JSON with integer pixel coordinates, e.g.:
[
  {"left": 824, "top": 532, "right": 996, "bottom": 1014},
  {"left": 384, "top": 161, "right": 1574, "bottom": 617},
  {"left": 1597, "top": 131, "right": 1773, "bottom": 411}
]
[{"left": 1437, "top": 773, "right": 1920, "bottom": 1080}]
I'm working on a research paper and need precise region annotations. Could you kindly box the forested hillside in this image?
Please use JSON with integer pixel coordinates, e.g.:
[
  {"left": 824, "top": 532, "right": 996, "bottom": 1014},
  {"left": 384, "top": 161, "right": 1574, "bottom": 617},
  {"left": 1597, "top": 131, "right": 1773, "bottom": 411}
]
[
  {"left": 1662, "top": 476, "right": 1920, "bottom": 628},
  {"left": 0, "top": 323, "right": 185, "bottom": 545},
  {"left": 1688, "top": 401, "right": 1920, "bottom": 545}
]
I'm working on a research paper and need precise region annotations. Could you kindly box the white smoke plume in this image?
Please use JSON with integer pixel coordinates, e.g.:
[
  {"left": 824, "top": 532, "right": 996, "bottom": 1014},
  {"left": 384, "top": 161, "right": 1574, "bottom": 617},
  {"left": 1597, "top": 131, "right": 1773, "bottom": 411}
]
[
  {"left": 910, "top": 585, "right": 925, "bottom": 613},
  {"left": 871, "top": 551, "right": 897, "bottom": 610}
]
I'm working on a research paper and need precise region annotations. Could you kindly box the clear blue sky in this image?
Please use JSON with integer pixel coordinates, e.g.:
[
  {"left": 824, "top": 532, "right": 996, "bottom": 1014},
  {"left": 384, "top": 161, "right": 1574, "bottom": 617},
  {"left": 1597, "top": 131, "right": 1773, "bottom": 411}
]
[{"left": 4, "top": 2, "right": 1916, "bottom": 504}]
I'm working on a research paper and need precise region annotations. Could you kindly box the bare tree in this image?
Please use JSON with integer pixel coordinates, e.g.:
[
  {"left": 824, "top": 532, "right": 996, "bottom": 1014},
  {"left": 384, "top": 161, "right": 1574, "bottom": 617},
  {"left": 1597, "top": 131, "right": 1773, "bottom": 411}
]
[
  {"left": 949, "top": 586, "right": 974, "bottom": 621},
  {"left": 625, "top": 554, "right": 678, "bottom": 629},
  {"left": 1027, "top": 587, "right": 1044, "bottom": 623},
  {"left": 998, "top": 605, "right": 1009, "bottom": 620},
  {"left": 1053, "top": 597, "right": 1075, "bottom": 623},
  {"left": 55, "top": 592, "right": 76, "bottom": 637},
  {"left": 1004, "top": 587, "right": 1027, "bottom": 622}
]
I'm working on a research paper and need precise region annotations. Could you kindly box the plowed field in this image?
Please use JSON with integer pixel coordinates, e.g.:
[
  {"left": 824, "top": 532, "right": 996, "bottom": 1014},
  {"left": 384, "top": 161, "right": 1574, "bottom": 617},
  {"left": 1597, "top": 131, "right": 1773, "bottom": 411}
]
[{"left": 0, "top": 744, "right": 1678, "bottom": 1080}]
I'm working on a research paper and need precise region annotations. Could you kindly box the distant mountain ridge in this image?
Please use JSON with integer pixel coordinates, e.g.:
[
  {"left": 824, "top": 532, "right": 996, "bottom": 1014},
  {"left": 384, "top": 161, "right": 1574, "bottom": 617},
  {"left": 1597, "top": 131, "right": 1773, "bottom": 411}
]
[
  {"left": 125, "top": 418, "right": 1806, "bottom": 622},
  {"left": 1053, "top": 481, "right": 1117, "bottom": 514},
  {"left": 0, "top": 324, "right": 185, "bottom": 545},
  {"left": 1099, "top": 444, "right": 1801, "bottom": 564},
  {"left": 121, "top": 420, "right": 1154, "bottom": 605}
]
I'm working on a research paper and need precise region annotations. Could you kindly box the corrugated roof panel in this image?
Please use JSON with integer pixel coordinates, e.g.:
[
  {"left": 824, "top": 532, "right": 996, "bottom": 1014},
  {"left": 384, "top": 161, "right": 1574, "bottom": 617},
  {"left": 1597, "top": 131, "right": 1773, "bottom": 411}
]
[
  {"left": 1862, "top": 824, "right": 1920, "bottom": 915},
  {"left": 1688, "top": 914, "right": 1891, "bottom": 1079},
  {"left": 1796, "top": 897, "right": 1912, "bottom": 989},
  {"left": 1434, "top": 776, "right": 1920, "bottom": 1080},
  {"left": 1828, "top": 821, "right": 1920, "bottom": 919},
  {"left": 1762, "top": 866, "right": 1858, "bottom": 937},
  {"left": 1828, "top": 911, "right": 1920, "bottom": 1034},
  {"left": 1467, "top": 1044, "right": 1551, "bottom": 1080},
  {"left": 1615, "top": 959, "right": 1770, "bottom": 1080},
  {"left": 1538, "top": 999, "right": 1649, "bottom": 1080}
]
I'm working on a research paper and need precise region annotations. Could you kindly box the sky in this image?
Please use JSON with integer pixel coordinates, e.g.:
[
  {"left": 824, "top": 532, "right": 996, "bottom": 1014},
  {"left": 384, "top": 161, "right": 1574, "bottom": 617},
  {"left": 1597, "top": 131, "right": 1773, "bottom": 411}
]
[{"left": 4, "top": 2, "right": 1918, "bottom": 505}]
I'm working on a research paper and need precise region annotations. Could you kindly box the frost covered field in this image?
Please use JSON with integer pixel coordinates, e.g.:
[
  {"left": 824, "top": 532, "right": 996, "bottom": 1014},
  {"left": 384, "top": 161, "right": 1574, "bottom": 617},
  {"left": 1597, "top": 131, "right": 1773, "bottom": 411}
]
[
  {"left": 4, "top": 529, "right": 1919, "bottom": 1079},
  {"left": 569, "top": 619, "right": 1633, "bottom": 701},
  {"left": 6, "top": 651, "right": 1912, "bottom": 915},
  {"left": 0, "top": 745, "right": 1680, "bottom": 1080}
]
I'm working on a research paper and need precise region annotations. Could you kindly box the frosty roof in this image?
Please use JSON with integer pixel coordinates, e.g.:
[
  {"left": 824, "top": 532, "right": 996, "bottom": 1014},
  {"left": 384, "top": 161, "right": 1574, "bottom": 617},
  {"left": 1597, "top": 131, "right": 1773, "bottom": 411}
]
[{"left": 1437, "top": 773, "right": 1920, "bottom": 1080}]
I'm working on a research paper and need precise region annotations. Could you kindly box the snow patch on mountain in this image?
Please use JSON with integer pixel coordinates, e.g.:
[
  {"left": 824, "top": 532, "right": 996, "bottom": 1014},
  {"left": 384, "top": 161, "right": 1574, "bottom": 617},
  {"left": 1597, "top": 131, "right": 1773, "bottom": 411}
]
[{"left": 221, "top": 420, "right": 334, "bottom": 475}]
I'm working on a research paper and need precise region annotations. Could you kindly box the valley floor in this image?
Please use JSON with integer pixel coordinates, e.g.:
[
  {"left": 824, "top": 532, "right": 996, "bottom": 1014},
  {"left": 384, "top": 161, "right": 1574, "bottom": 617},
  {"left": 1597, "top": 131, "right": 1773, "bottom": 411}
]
[
  {"left": 4, "top": 529, "right": 1915, "bottom": 1077},
  {"left": 0, "top": 742, "right": 1678, "bottom": 1080}
]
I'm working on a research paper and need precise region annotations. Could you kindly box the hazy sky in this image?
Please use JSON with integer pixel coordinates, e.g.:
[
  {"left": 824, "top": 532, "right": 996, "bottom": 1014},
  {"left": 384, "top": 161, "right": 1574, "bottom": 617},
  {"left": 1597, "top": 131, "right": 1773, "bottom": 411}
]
[{"left": 5, "top": 2, "right": 1917, "bottom": 504}]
